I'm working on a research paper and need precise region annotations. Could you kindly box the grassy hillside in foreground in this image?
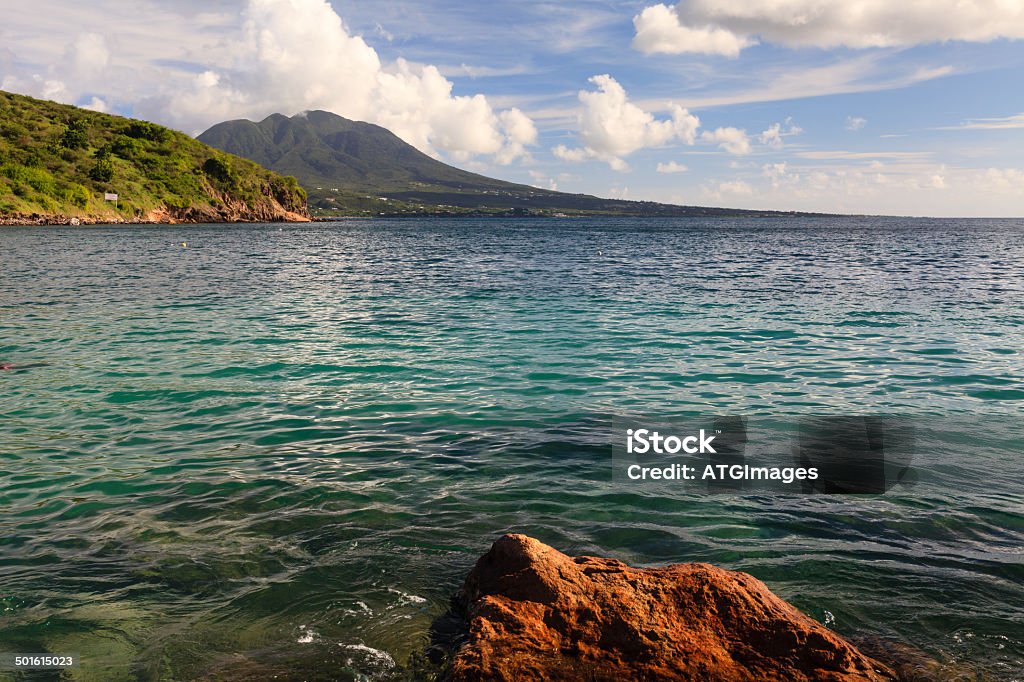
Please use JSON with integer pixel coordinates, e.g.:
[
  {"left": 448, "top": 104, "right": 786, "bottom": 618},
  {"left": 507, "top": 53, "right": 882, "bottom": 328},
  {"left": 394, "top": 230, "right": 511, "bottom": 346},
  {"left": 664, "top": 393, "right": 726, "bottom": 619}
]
[{"left": 0, "top": 91, "right": 309, "bottom": 224}]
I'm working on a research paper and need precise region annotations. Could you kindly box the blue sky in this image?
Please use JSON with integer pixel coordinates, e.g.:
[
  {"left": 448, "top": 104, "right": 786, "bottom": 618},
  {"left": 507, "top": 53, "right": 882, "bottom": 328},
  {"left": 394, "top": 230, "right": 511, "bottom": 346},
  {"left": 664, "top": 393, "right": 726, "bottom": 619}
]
[{"left": 2, "top": 0, "right": 1023, "bottom": 216}]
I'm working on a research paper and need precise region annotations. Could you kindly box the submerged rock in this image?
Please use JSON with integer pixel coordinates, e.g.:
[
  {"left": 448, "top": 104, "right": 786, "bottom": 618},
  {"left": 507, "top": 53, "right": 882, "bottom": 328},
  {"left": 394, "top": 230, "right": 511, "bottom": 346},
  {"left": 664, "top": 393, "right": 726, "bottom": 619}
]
[{"left": 450, "top": 534, "right": 896, "bottom": 681}]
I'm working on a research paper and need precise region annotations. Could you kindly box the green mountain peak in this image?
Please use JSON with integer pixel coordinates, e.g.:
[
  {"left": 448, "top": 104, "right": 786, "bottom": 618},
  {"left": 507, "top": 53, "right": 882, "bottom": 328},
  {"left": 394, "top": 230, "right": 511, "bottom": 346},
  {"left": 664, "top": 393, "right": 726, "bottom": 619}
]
[{"left": 199, "top": 110, "right": 774, "bottom": 217}]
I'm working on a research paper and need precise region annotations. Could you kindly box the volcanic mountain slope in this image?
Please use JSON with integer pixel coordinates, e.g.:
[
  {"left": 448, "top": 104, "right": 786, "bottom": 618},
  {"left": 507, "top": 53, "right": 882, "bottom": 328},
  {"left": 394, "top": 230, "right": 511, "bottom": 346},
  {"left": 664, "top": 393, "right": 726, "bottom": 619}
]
[{"left": 199, "top": 110, "right": 788, "bottom": 217}]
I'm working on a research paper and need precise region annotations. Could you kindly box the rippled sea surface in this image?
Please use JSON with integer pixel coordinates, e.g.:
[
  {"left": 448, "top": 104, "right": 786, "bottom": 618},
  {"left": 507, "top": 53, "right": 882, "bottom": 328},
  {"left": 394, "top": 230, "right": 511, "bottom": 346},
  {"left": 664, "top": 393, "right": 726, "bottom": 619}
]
[{"left": 1, "top": 217, "right": 1022, "bottom": 681}]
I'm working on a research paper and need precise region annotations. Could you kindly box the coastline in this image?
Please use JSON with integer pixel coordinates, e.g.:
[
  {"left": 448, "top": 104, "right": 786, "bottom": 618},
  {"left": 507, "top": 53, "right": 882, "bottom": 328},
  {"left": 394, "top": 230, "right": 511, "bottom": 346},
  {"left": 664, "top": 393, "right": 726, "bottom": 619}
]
[
  {"left": 4, "top": 210, "right": 875, "bottom": 225},
  {"left": 0, "top": 209, "right": 311, "bottom": 226}
]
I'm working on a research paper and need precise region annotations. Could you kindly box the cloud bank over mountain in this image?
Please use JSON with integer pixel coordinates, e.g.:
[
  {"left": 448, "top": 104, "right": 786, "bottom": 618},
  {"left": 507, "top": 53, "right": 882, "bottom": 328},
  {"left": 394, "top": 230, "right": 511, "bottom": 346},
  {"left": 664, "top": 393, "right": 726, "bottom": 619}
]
[{"left": 1, "top": 0, "right": 536, "bottom": 164}]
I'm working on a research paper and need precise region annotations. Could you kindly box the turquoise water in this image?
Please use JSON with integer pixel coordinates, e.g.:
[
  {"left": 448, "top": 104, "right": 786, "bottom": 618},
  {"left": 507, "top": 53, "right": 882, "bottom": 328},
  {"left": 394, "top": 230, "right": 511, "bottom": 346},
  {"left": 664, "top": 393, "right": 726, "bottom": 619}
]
[{"left": 1, "top": 217, "right": 1022, "bottom": 680}]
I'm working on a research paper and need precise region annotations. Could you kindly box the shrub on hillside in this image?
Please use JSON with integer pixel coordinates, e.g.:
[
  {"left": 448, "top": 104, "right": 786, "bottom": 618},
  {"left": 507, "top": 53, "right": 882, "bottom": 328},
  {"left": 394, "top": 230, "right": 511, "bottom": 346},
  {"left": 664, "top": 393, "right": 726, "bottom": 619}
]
[
  {"left": 89, "top": 157, "right": 114, "bottom": 183},
  {"left": 110, "top": 135, "right": 142, "bottom": 159},
  {"left": 164, "top": 194, "right": 191, "bottom": 211},
  {"left": 58, "top": 119, "right": 89, "bottom": 150},
  {"left": 124, "top": 121, "right": 170, "bottom": 143},
  {"left": 60, "top": 184, "right": 91, "bottom": 209},
  {"left": 203, "top": 156, "right": 235, "bottom": 185},
  {"left": 2, "top": 163, "right": 57, "bottom": 196}
]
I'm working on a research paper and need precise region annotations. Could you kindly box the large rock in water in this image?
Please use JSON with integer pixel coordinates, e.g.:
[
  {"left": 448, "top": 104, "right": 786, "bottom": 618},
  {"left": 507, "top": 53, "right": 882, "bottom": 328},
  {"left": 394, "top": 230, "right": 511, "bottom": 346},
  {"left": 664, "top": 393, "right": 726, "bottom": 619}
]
[{"left": 450, "top": 534, "right": 896, "bottom": 681}]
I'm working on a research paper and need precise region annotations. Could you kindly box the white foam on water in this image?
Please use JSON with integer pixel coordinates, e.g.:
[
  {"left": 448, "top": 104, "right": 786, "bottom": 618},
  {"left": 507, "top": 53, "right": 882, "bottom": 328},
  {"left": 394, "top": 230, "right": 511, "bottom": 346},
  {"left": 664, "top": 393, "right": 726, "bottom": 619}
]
[
  {"left": 339, "top": 600, "right": 373, "bottom": 618},
  {"left": 339, "top": 643, "right": 395, "bottom": 669},
  {"left": 387, "top": 587, "right": 427, "bottom": 604}
]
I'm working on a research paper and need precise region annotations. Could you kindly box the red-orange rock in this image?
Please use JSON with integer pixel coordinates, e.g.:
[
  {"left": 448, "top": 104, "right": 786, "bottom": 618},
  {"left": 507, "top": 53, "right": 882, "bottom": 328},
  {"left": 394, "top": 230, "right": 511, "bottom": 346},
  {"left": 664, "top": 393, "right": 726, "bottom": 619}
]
[{"left": 451, "top": 534, "right": 896, "bottom": 682}]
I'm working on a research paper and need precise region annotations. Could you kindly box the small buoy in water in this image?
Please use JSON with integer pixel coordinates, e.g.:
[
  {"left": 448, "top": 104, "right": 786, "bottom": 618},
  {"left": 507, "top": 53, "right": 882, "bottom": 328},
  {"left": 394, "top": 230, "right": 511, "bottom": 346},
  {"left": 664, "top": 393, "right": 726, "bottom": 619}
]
[
  {"left": 598, "top": 250, "right": 603, "bottom": 256},
  {"left": 0, "top": 362, "right": 14, "bottom": 370},
  {"left": 181, "top": 241, "right": 187, "bottom": 248}
]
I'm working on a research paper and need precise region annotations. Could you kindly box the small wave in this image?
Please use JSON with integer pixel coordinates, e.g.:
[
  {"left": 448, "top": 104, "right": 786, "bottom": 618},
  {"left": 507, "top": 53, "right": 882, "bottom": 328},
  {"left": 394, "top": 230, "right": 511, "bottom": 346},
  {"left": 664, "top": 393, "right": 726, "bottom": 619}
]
[
  {"left": 387, "top": 587, "right": 427, "bottom": 604},
  {"left": 340, "top": 643, "right": 395, "bottom": 669},
  {"left": 338, "top": 600, "right": 373, "bottom": 617},
  {"left": 296, "top": 624, "right": 318, "bottom": 644}
]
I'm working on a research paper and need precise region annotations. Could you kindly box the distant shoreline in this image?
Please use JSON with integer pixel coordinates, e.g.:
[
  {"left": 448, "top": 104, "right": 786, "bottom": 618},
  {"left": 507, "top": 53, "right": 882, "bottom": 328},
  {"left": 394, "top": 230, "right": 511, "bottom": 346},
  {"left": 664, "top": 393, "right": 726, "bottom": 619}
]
[
  {"left": 3, "top": 210, "right": 842, "bottom": 226},
  {"left": 0, "top": 212, "right": 310, "bottom": 226},
  {"left": 5, "top": 212, "right": 1024, "bottom": 225}
]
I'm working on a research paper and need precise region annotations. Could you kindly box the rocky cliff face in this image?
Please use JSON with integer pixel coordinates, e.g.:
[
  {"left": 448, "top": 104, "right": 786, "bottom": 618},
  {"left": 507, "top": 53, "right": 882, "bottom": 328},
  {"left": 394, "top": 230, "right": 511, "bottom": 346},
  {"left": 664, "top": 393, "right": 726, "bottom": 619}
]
[
  {"left": 450, "top": 534, "right": 897, "bottom": 681},
  {"left": 143, "top": 182, "right": 310, "bottom": 224},
  {"left": 1, "top": 202, "right": 308, "bottom": 225}
]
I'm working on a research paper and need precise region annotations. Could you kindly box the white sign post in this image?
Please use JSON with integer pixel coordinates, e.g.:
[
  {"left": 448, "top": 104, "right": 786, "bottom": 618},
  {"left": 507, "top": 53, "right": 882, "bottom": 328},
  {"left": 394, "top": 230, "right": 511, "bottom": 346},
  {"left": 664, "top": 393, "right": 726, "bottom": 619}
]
[{"left": 104, "top": 192, "right": 119, "bottom": 209}]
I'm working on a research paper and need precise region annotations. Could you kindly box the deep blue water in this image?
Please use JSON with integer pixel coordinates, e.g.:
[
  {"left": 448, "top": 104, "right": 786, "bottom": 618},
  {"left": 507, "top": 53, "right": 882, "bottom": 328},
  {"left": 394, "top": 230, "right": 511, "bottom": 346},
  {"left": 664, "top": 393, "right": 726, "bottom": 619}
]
[{"left": 1, "top": 217, "right": 1022, "bottom": 680}]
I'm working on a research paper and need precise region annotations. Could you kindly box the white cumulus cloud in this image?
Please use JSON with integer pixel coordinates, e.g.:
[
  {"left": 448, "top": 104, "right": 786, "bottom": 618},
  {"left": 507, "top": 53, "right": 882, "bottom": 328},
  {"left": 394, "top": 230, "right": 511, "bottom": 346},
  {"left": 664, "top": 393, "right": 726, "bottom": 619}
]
[
  {"left": 846, "top": 116, "right": 868, "bottom": 131},
  {"left": 2, "top": 31, "right": 113, "bottom": 100},
  {"left": 703, "top": 179, "right": 754, "bottom": 201},
  {"left": 552, "top": 145, "right": 591, "bottom": 163},
  {"left": 656, "top": 161, "right": 689, "bottom": 173},
  {"left": 553, "top": 74, "right": 700, "bottom": 170},
  {"left": 81, "top": 96, "right": 109, "bottom": 113},
  {"left": 632, "top": 0, "right": 1024, "bottom": 56},
  {"left": 494, "top": 108, "right": 539, "bottom": 165},
  {"left": 528, "top": 170, "right": 558, "bottom": 191},
  {"left": 632, "top": 4, "right": 752, "bottom": 57},
  {"left": 982, "top": 168, "right": 1024, "bottom": 193},
  {"left": 701, "top": 126, "right": 750, "bottom": 155},
  {"left": 759, "top": 119, "right": 802, "bottom": 149}
]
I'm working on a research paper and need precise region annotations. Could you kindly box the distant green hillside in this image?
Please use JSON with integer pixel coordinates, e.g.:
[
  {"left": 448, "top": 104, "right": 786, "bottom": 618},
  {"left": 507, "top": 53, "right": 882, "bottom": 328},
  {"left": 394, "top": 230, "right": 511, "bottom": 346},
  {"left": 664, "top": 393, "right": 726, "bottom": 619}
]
[
  {"left": 0, "top": 91, "right": 309, "bottom": 224},
  {"left": 199, "top": 111, "right": 511, "bottom": 193},
  {"left": 199, "top": 110, "right": 779, "bottom": 217}
]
